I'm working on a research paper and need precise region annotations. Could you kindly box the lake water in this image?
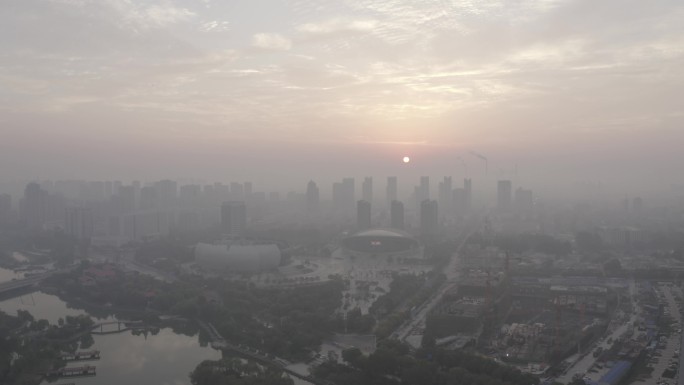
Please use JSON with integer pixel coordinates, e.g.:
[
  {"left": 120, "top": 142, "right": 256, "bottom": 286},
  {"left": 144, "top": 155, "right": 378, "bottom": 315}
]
[
  {"left": 40, "top": 328, "right": 221, "bottom": 385},
  {"left": 0, "top": 285, "right": 221, "bottom": 385},
  {"left": 0, "top": 270, "right": 312, "bottom": 385}
]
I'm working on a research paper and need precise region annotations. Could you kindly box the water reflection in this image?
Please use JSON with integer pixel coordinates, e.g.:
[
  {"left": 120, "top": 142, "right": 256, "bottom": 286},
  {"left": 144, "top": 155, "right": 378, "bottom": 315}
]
[
  {"left": 41, "top": 328, "right": 221, "bottom": 385},
  {"left": 0, "top": 291, "right": 90, "bottom": 324},
  {"left": 0, "top": 266, "right": 24, "bottom": 282}
]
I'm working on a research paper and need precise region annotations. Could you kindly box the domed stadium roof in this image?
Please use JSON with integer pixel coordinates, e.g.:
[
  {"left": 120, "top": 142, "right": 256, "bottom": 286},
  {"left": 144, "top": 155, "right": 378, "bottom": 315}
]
[{"left": 342, "top": 228, "right": 420, "bottom": 254}]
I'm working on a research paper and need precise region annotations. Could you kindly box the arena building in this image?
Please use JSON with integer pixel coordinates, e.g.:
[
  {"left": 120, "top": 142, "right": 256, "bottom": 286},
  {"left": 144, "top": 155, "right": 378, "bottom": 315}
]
[{"left": 340, "top": 228, "right": 423, "bottom": 259}]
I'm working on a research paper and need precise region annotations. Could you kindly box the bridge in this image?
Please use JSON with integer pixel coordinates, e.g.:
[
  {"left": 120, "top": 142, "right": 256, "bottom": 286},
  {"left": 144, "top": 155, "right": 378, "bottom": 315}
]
[
  {"left": 0, "top": 272, "right": 54, "bottom": 295},
  {"left": 0, "top": 266, "right": 77, "bottom": 296},
  {"left": 91, "top": 320, "right": 149, "bottom": 335},
  {"left": 196, "top": 320, "right": 334, "bottom": 385}
]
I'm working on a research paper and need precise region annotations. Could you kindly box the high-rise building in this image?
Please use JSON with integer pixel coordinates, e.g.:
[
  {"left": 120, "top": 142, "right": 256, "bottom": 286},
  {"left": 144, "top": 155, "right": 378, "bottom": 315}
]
[
  {"left": 390, "top": 200, "right": 404, "bottom": 230},
  {"left": 65, "top": 207, "right": 94, "bottom": 242},
  {"left": 514, "top": 188, "right": 534, "bottom": 212},
  {"left": 21, "top": 182, "right": 47, "bottom": 229},
  {"left": 497, "top": 180, "right": 512, "bottom": 211},
  {"left": 420, "top": 199, "right": 438, "bottom": 237},
  {"left": 139, "top": 186, "right": 157, "bottom": 210},
  {"left": 438, "top": 176, "right": 452, "bottom": 217},
  {"left": 244, "top": 182, "right": 253, "bottom": 200},
  {"left": 154, "top": 180, "right": 177, "bottom": 208},
  {"left": 0, "top": 193, "right": 11, "bottom": 224},
  {"left": 342, "top": 178, "right": 355, "bottom": 210},
  {"left": 306, "top": 181, "right": 320, "bottom": 212},
  {"left": 333, "top": 178, "right": 355, "bottom": 213},
  {"left": 230, "top": 182, "right": 244, "bottom": 201},
  {"left": 357, "top": 200, "right": 371, "bottom": 230},
  {"left": 362, "top": 177, "right": 373, "bottom": 204},
  {"left": 420, "top": 176, "right": 430, "bottom": 200},
  {"left": 464, "top": 178, "right": 472, "bottom": 211},
  {"left": 221, "top": 201, "right": 247, "bottom": 235},
  {"left": 386, "top": 176, "right": 398, "bottom": 205}
]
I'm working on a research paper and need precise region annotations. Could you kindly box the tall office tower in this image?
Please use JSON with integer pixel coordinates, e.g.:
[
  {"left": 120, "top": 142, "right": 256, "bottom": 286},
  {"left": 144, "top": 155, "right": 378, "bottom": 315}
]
[
  {"left": 0, "top": 193, "right": 11, "bottom": 224},
  {"left": 118, "top": 185, "right": 136, "bottom": 213},
  {"left": 420, "top": 176, "right": 430, "bottom": 200},
  {"left": 21, "top": 182, "right": 47, "bottom": 229},
  {"left": 357, "top": 200, "right": 371, "bottom": 230},
  {"left": 221, "top": 201, "right": 247, "bottom": 235},
  {"left": 154, "top": 179, "right": 177, "bottom": 208},
  {"left": 139, "top": 186, "right": 157, "bottom": 210},
  {"left": 390, "top": 200, "right": 404, "bottom": 230},
  {"left": 65, "top": 207, "right": 94, "bottom": 242},
  {"left": 464, "top": 178, "right": 472, "bottom": 211},
  {"left": 244, "top": 182, "right": 253, "bottom": 200},
  {"left": 342, "top": 178, "right": 355, "bottom": 210},
  {"left": 497, "top": 180, "right": 513, "bottom": 211},
  {"left": 230, "top": 182, "right": 244, "bottom": 201},
  {"left": 269, "top": 192, "right": 280, "bottom": 201},
  {"left": 104, "top": 181, "right": 113, "bottom": 200},
  {"left": 332, "top": 182, "right": 343, "bottom": 210},
  {"left": 420, "top": 199, "right": 439, "bottom": 237},
  {"left": 515, "top": 188, "right": 534, "bottom": 212},
  {"left": 438, "top": 176, "right": 453, "bottom": 216},
  {"left": 362, "top": 177, "right": 373, "bottom": 204},
  {"left": 179, "top": 184, "right": 201, "bottom": 206},
  {"left": 306, "top": 181, "right": 320, "bottom": 212},
  {"left": 386, "top": 176, "right": 398, "bottom": 204}
]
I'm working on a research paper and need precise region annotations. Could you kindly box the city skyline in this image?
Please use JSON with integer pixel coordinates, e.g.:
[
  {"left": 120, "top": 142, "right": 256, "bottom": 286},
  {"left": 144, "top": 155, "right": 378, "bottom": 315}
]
[{"left": 1, "top": 1, "right": 684, "bottom": 190}]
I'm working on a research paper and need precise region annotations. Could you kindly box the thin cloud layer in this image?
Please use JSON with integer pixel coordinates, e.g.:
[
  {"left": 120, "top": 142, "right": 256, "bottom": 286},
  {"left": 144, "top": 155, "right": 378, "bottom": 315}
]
[{"left": 1, "top": 0, "right": 684, "bottom": 184}]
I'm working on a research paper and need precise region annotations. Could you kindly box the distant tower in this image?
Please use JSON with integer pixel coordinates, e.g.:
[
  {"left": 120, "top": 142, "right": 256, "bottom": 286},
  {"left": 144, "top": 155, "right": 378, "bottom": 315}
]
[
  {"left": 0, "top": 193, "right": 11, "bottom": 224},
  {"left": 357, "top": 200, "right": 371, "bottom": 230},
  {"left": 221, "top": 201, "right": 247, "bottom": 235},
  {"left": 464, "top": 178, "right": 472, "bottom": 211},
  {"left": 65, "top": 207, "right": 94, "bottom": 255},
  {"left": 497, "top": 180, "right": 512, "bottom": 211},
  {"left": 420, "top": 176, "right": 430, "bottom": 200},
  {"left": 390, "top": 200, "right": 404, "bottom": 230},
  {"left": 362, "top": 177, "right": 373, "bottom": 204},
  {"left": 22, "top": 182, "right": 47, "bottom": 230},
  {"left": 514, "top": 187, "right": 534, "bottom": 212},
  {"left": 386, "top": 177, "right": 398, "bottom": 205},
  {"left": 420, "top": 199, "right": 438, "bottom": 238},
  {"left": 438, "top": 177, "right": 453, "bottom": 217},
  {"left": 305, "top": 181, "right": 320, "bottom": 212}
]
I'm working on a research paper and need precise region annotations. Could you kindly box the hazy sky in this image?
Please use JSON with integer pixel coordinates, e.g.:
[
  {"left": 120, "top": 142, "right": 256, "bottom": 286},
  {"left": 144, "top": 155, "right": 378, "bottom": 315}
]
[{"left": 2, "top": 0, "right": 683, "bottom": 191}]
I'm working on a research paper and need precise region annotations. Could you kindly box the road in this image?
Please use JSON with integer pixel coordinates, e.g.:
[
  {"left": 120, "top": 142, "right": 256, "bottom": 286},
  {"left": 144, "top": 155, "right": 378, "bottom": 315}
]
[
  {"left": 392, "top": 213, "right": 485, "bottom": 346},
  {"left": 556, "top": 279, "right": 639, "bottom": 384}
]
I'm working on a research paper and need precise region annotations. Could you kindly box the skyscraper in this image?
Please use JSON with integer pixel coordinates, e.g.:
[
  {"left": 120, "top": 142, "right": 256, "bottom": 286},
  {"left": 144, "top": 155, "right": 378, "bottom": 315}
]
[
  {"left": 306, "top": 181, "right": 320, "bottom": 212},
  {"left": 221, "top": 201, "right": 247, "bottom": 235},
  {"left": 65, "top": 207, "right": 94, "bottom": 242},
  {"left": 390, "top": 200, "right": 404, "bottom": 230},
  {"left": 362, "top": 177, "right": 373, "bottom": 204},
  {"left": 497, "top": 180, "right": 512, "bottom": 211},
  {"left": 438, "top": 176, "right": 452, "bottom": 217},
  {"left": 420, "top": 176, "right": 430, "bottom": 200},
  {"left": 21, "top": 182, "right": 47, "bottom": 229},
  {"left": 514, "top": 187, "right": 533, "bottom": 212},
  {"left": 357, "top": 200, "right": 371, "bottom": 230},
  {"left": 0, "top": 193, "right": 12, "bottom": 224},
  {"left": 420, "top": 199, "right": 438, "bottom": 238},
  {"left": 386, "top": 176, "right": 398, "bottom": 205},
  {"left": 464, "top": 178, "right": 472, "bottom": 211}
]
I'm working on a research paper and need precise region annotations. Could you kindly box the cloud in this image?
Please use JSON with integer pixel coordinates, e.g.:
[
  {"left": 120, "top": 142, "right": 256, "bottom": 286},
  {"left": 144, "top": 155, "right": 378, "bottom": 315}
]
[
  {"left": 199, "top": 20, "right": 229, "bottom": 32},
  {"left": 252, "top": 33, "right": 292, "bottom": 51},
  {"left": 297, "top": 18, "right": 378, "bottom": 36}
]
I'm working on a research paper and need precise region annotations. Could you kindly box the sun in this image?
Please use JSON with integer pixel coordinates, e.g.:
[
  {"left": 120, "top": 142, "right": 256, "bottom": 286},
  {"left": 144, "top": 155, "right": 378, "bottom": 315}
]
[{"left": 402, "top": 156, "right": 410, "bottom": 163}]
